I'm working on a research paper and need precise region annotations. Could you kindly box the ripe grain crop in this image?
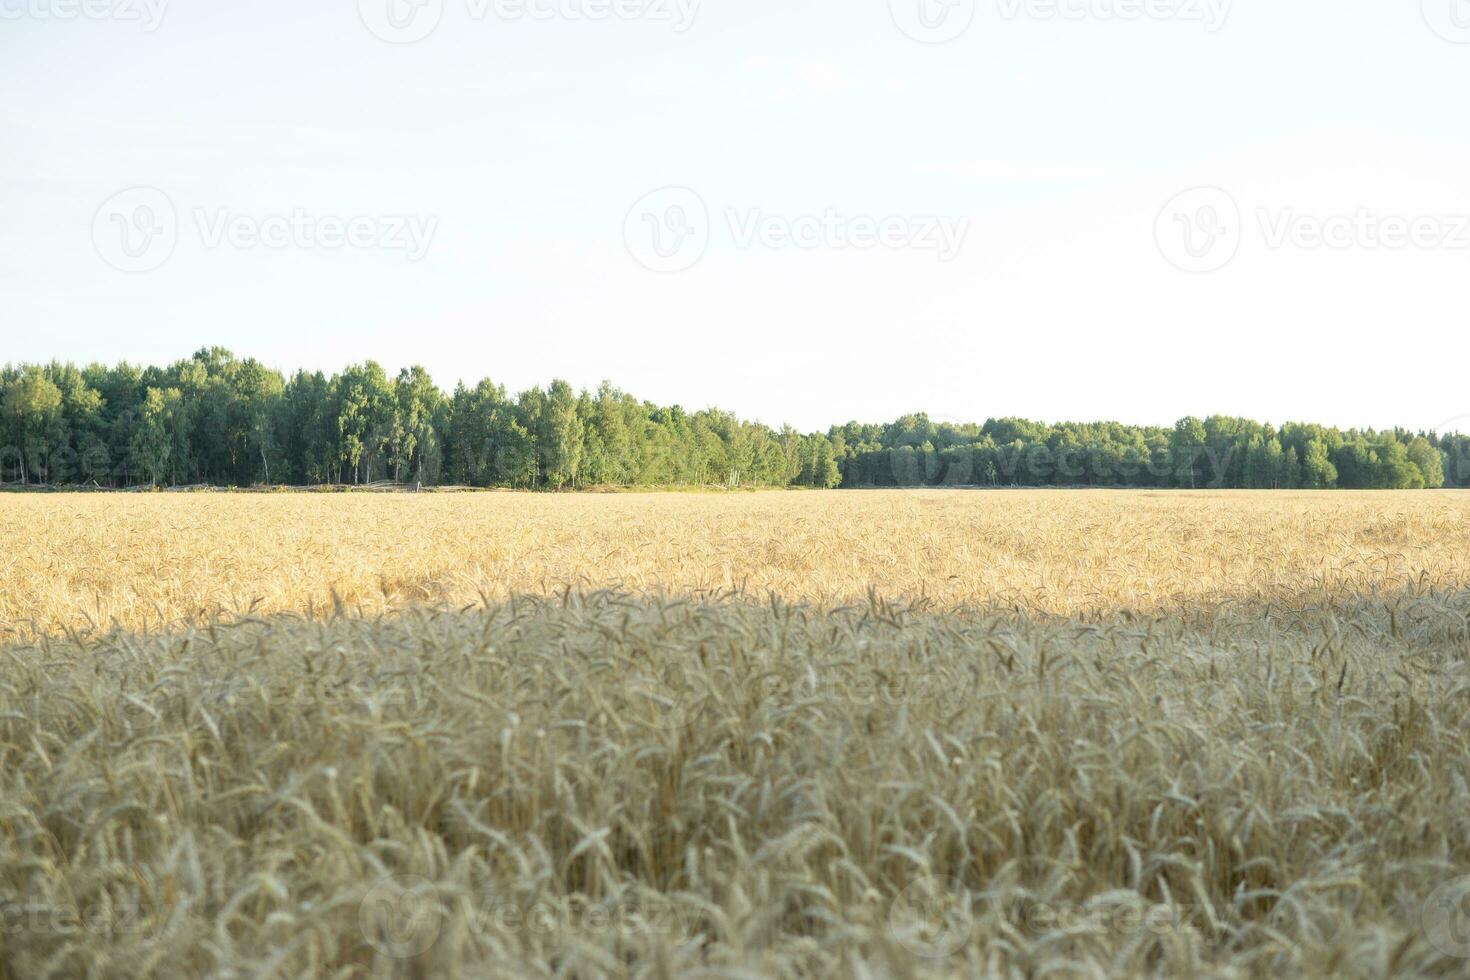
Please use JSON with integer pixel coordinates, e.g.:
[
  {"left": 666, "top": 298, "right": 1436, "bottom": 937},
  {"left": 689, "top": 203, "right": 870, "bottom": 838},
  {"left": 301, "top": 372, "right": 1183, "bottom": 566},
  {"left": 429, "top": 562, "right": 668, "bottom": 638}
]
[
  {"left": 1, "top": 490, "right": 1468, "bottom": 638},
  {"left": 2, "top": 491, "right": 1469, "bottom": 978}
]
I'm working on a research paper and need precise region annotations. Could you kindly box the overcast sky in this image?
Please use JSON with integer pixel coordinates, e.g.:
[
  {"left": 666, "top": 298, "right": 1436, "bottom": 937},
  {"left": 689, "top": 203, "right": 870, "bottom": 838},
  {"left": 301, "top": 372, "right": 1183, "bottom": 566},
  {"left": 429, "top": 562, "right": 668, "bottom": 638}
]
[{"left": 3, "top": 0, "right": 1468, "bottom": 432}]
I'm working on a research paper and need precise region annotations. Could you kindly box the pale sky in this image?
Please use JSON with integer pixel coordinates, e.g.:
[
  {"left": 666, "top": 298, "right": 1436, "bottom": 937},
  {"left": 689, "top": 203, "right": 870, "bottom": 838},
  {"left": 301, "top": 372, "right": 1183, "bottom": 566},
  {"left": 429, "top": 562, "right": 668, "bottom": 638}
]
[{"left": 3, "top": 0, "right": 1469, "bottom": 433}]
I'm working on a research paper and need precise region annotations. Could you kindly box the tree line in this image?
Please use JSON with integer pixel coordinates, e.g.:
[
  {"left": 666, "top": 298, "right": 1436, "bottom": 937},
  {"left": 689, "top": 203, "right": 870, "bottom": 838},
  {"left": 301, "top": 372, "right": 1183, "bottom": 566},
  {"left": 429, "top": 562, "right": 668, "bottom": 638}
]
[
  {"left": 0, "top": 349, "right": 1464, "bottom": 491},
  {"left": 834, "top": 416, "right": 1460, "bottom": 490}
]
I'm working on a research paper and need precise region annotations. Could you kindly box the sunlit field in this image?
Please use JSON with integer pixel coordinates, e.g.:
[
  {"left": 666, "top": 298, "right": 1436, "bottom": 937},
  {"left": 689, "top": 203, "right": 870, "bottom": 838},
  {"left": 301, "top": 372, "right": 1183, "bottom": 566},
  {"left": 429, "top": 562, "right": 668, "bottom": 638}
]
[
  {"left": 3, "top": 491, "right": 1470, "bottom": 978},
  {"left": 3, "top": 490, "right": 1470, "bottom": 637}
]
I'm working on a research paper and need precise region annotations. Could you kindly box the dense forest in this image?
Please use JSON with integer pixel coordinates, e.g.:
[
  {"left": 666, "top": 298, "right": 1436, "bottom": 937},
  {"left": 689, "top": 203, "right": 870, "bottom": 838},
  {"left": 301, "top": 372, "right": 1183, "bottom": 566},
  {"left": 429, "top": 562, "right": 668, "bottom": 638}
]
[{"left": 1, "top": 348, "right": 1464, "bottom": 491}]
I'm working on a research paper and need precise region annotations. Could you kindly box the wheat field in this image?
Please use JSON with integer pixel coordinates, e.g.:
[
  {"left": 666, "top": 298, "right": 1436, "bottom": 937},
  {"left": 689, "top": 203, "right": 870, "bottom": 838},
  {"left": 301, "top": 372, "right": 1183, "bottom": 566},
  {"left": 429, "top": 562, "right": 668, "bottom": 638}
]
[
  {"left": 3, "top": 491, "right": 1469, "bottom": 978},
  {"left": 3, "top": 490, "right": 1470, "bottom": 638}
]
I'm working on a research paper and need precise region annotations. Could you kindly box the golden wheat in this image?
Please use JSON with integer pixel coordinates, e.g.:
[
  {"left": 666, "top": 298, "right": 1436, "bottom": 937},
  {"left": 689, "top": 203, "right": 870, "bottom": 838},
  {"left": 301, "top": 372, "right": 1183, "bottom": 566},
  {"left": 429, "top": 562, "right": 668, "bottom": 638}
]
[
  {"left": 2, "top": 490, "right": 1469, "bottom": 638},
  {"left": 2, "top": 490, "right": 1469, "bottom": 978}
]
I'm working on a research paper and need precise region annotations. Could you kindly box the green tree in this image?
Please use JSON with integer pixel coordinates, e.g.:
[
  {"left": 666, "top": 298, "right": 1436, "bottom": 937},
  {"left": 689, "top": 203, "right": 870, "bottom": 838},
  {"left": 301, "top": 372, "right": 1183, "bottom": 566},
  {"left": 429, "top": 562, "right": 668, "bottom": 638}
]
[
  {"left": 392, "top": 366, "right": 444, "bottom": 484},
  {"left": 281, "top": 371, "right": 334, "bottom": 484},
  {"left": 333, "top": 363, "right": 395, "bottom": 483},
  {"left": 234, "top": 359, "right": 284, "bottom": 485},
  {"left": 494, "top": 417, "right": 537, "bottom": 488},
  {"left": 1282, "top": 445, "right": 1301, "bottom": 489},
  {"left": 130, "top": 387, "right": 187, "bottom": 487},
  {"left": 1171, "top": 417, "right": 1207, "bottom": 489},
  {"left": 446, "top": 379, "right": 512, "bottom": 486},
  {"left": 6, "top": 350, "right": 1470, "bottom": 495},
  {"left": 1407, "top": 436, "right": 1446, "bottom": 489},
  {"left": 541, "top": 380, "right": 584, "bottom": 489},
  {"left": 1301, "top": 438, "right": 1338, "bottom": 489},
  {"left": 2, "top": 369, "right": 64, "bottom": 484},
  {"left": 1262, "top": 438, "right": 1285, "bottom": 489}
]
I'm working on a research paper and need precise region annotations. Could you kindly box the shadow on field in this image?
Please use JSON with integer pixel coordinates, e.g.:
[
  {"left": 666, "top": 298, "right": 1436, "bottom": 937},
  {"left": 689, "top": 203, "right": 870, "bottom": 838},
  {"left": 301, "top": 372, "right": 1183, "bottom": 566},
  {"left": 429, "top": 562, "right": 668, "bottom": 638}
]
[{"left": 2, "top": 587, "right": 1468, "bottom": 978}]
